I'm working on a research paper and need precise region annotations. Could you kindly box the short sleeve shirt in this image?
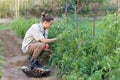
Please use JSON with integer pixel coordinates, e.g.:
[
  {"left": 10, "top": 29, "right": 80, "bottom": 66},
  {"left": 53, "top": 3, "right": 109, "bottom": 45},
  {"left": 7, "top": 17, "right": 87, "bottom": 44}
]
[{"left": 22, "top": 23, "right": 48, "bottom": 53}]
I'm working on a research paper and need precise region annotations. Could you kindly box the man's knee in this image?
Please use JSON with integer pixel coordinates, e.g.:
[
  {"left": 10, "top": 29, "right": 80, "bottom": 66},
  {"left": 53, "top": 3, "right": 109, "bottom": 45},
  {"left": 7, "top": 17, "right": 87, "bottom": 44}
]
[{"left": 37, "top": 43, "right": 45, "bottom": 49}]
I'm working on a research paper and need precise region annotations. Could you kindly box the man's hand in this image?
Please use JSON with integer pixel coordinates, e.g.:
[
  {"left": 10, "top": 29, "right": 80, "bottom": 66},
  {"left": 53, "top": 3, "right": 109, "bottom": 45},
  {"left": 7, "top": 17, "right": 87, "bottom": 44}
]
[{"left": 44, "top": 44, "right": 50, "bottom": 51}]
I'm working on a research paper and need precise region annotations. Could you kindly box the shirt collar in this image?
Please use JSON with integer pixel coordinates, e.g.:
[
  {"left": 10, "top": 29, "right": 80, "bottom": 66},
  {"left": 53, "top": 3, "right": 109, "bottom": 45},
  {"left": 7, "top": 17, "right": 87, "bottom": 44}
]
[{"left": 39, "top": 23, "right": 44, "bottom": 32}]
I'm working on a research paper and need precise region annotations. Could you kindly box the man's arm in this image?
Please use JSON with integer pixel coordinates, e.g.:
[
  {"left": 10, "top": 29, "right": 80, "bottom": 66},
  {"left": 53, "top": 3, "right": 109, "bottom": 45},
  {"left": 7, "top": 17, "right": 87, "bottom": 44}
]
[{"left": 40, "top": 38, "right": 57, "bottom": 44}]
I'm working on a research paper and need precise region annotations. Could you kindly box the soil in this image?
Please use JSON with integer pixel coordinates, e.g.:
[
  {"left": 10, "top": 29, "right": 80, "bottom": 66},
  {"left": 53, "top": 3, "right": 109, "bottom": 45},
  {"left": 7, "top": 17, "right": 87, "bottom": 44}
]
[{"left": 0, "top": 29, "right": 57, "bottom": 80}]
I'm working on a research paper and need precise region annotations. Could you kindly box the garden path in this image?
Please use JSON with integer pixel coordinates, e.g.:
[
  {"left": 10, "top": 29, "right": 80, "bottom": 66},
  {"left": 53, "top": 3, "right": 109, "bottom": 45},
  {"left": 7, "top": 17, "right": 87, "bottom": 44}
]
[{"left": 0, "top": 29, "right": 56, "bottom": 80}]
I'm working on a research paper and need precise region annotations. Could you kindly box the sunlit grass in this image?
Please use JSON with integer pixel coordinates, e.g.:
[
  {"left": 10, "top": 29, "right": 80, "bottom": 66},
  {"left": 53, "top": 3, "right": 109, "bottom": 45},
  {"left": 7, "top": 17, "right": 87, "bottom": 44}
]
[{"left": 0, "top": 23, "right": 12, "bottom": 30}]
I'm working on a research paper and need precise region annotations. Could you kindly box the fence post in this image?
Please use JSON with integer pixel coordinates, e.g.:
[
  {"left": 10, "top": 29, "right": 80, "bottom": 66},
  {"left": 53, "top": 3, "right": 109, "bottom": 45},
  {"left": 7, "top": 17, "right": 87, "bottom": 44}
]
[
  {"left": 52, "top": 0, "right": 53, "bottom": 9},
  {"left": 92, "top": 2, "right": 97, "bottom": 39},
  {"left": 65, "top": 0, "right": 68, "bottom": 28},
  {"left": 58, "top": 0, "right": 60, "bottom": 16},
  {"left": 115, "top": 0, "right": 118, "bottom": 30},
  {"left": 75, "top": 0, "right": 79, "bottom": 34},
  {"left": 115, "top": 0, "right": 119, "bottom": 48}
]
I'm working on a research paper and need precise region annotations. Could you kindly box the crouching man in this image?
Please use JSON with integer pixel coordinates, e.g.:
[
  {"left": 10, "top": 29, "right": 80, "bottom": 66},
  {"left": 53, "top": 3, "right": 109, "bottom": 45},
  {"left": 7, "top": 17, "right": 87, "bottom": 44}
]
[{"left": 22, "top": 13, "right": 57, "bottom": 70}]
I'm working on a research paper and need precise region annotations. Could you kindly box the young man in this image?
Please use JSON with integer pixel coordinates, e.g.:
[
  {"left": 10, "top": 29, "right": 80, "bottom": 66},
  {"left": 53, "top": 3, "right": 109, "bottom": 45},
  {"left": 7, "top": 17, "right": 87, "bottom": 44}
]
[{"left": 22, "top": 13, "right": 57, "bottom": 69}]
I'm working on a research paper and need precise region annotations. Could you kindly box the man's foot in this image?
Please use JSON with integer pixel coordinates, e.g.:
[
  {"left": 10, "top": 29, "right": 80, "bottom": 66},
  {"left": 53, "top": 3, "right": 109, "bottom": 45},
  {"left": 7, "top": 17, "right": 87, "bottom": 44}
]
[
  {"left": 28, "top": 56, "right": 43, "bottom": 68},
  {"left": 21, "top": 66, "right": 51, "bottom": 77},
  {"left": 28, "top": 59, "right": 38, "bottom": 70}
]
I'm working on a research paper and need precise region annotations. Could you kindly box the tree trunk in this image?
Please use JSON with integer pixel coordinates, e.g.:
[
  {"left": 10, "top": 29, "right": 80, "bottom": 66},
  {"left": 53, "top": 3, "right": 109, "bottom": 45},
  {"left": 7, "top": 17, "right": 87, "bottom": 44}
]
[{"left": 14, "top": 0, "right": 19, "bottom": 18}]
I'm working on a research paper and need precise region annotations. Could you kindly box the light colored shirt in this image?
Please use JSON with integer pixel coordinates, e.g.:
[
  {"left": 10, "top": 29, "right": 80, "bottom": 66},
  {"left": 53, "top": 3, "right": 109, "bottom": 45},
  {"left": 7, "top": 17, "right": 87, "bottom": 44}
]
[{"left": 22, "top": 23, "right": 48, "bottom": 53}]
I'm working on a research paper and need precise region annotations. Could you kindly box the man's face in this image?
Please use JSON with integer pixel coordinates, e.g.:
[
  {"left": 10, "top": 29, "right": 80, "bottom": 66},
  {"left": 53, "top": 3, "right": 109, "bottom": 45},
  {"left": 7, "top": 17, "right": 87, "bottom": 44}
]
[{"left": 44, "top": 20, "right": 54, "bottom": 29}]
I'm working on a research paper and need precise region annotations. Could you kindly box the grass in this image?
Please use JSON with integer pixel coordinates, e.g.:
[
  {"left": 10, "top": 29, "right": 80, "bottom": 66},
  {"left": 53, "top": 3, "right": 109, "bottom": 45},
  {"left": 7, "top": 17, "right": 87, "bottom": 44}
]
[
  {"left": 0, "top": 24, "right": 5, "bottom": 79},
  {"left": 0, "top": 23, "right": 10, "bottom": 79},
  {"left": 0, "top": 23, "right": 12, "bottom": 30}
]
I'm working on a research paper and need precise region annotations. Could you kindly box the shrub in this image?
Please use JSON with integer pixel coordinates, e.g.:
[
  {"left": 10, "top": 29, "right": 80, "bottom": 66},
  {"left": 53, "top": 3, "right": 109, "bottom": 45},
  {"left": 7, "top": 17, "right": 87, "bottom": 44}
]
[
  {"left": 11, "top": 17, "right": 40, "bottom": 38},
  {"left": 48, "top": 13, "right": 120, "bottom": 79}
]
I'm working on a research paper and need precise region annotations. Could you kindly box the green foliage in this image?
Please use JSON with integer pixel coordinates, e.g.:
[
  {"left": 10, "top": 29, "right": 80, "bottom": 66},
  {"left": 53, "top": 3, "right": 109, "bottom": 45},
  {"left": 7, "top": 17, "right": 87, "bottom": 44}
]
[
  {"left": 0, "top": 24, "right": 12, "bottom": 30},
  {"left": 48, "top": 13, "right": 120, "bottom": 79},
  {"left": 11, "top": 17, "right": 40, "bottom": 38}
]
